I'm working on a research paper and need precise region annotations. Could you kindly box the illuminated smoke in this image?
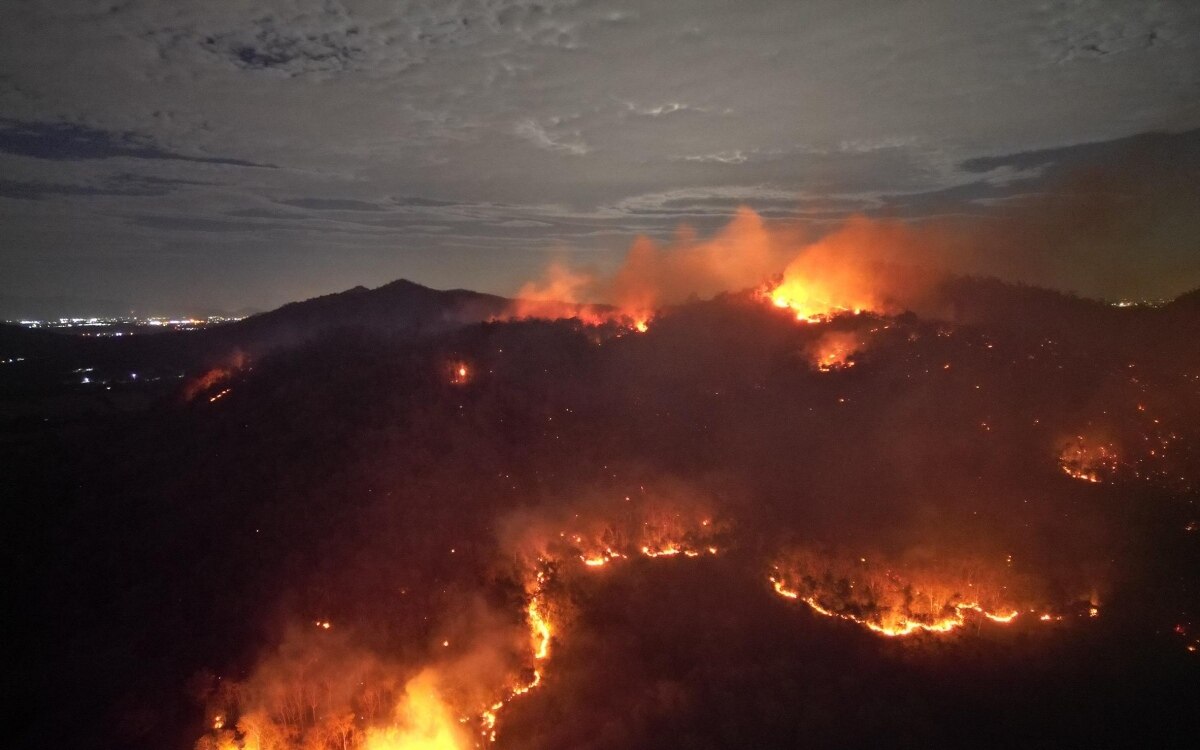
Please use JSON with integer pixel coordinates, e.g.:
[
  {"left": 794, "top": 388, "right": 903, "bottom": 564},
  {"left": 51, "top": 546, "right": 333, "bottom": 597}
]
[
  {"left": 183, "top": 350, "right": 248, "bottom": 402},
  {"left": 506, "top": 209, "right": 958, "bottom": 329},
  {"left": 505, "top": 207, "right": 796, "bottom": 326},
  {"left": 192, "top": 495, "right": 725, "bottom": 750}
]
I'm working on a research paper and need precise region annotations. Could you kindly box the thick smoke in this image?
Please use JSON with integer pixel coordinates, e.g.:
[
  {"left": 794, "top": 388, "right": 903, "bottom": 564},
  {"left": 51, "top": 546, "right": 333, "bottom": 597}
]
[{"left": 505, "top": 207, "right": 965, "bottom": 327}]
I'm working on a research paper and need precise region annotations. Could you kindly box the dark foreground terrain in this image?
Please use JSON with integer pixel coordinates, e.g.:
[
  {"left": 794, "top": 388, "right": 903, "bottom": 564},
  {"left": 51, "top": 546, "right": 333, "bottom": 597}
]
[{"left": 5, "top": 279, "right": 1200, "bottom": 750}]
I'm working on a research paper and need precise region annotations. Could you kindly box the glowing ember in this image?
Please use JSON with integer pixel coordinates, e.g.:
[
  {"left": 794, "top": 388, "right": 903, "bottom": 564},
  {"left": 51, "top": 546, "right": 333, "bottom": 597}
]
[{"left": 449, "top": 362, "right": 471, "bottom": 385}]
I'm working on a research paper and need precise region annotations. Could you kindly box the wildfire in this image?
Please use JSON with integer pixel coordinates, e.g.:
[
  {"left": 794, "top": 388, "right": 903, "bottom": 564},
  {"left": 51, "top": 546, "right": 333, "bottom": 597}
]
[
  {"left": 580, "top": 548, "right": 625, "bottom": 567},
  {"left": 362, "top": 671, "right": 469, "bottom": 750},
  {"left": 194, "top": 491, "right": 1115, "bottom": 750},
  {"left": 765, "top": 285, "right": 864, "bottom": 324},
  {"left": 528, "top": 589, "right": 551, "bottom": 661},
  {"left": 765, "top": 547, "right": 1096, "bottom": 640},
  {"left": 1058, "top": 436, "right": 1119, "bottom": 484},
  {"left": 473, "top": 567, "right": 555, "bottom": 744},
  {"left": 474, "top": 522, "right": 720, "bottom": 745},
  {"left": 449, "top": 362, "right": 471, "bottom": 385},
  {"left": 639, "top": 543, "right": 717, "bottom": 558},
  {"left": 501, "top": 208, "right": 947, "bottom": 341},
  {"left": 183, "top": 351, "right": 247, "bottom": 402},
  {"left": 470, "top": 508, "right": 724, "bottom": 744},
  {"left": 770, "top": 573, "right": 1033, "bottom": 637},
  {"left": 809, "top": 331, "right": 862, "bottom": 372}
]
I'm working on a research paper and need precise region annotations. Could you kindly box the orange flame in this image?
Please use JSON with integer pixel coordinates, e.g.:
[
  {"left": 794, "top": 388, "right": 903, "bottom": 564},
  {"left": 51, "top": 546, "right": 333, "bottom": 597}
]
[
  {"left": 449, "top": 361, "right": 471, "bottom": 385},
  {"left": 1058, "top": 435, "right": 1119, "bottom": 484},
  {"left": 183, "top": 351, "right": 247, "bottom": 402},
  {"left": 362, "top": 671, "right": 470, "bottom": 750},
  {"left": 809, "top": 331, "right": 862, "bottom": 372},
  {"left": 770, "top": 574, "right": 1024, "bottom": 637},
  {"left": 766, "top": 548, "right": 1090, "bottom": 639},
  {"left": 507, "top": 210, "right": 950, "bottom": 333}
]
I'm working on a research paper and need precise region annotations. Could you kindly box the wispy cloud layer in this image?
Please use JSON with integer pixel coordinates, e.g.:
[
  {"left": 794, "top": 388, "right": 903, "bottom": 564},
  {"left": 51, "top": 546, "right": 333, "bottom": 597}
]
[{"left": 0, "top": 0, "right": 1197, "bottom": 311}]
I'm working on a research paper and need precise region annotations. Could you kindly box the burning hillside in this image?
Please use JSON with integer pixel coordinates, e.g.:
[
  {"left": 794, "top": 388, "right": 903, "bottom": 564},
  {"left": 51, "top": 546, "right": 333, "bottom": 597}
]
[{"left": 8, "top": 211, "right": 1200, "bottom": 750}]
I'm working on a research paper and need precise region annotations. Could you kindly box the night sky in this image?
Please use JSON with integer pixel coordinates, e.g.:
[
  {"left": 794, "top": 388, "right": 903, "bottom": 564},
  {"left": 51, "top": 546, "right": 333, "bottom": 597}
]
[{"left": 1, "top": 1, "right": 1198, "bottom": 317}]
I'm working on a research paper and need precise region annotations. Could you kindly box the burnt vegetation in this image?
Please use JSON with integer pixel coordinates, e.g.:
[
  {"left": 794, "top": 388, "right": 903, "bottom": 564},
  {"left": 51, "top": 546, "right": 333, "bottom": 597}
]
[{"left": 5, "top": 278, "right": 1200, "bottom": 750}]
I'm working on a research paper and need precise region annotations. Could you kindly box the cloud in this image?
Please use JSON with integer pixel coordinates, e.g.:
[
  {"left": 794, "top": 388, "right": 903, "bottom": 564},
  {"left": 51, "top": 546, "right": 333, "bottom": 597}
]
[
  {"left": 130, "top": 215, "right": 262, "bottom": 233},
  {"left": 0, "top": 0, "right": 1197, "bottom": 310},
  {"left": 0, "top": 173, "right": 206, "bottom": 201},
  {"left": 0, "top": 119, "right": 272, "bottom": 167},
  {"left": 226, "top": 207, "right": 306, "bottom": 220},
  {"left": 625, "top": 101, "right": 700, "bottom": 117},
  {"left": 201, "top": 21, "right": 365, "bottom": 75},
  {"left": 392, "top": 196, "right": 462, "bottom": 208},
  {"left": 514, "top": 119, "right": 589, "bottom": 156},
  {"left": 680, "top": 151, "right": 748, "bottom": 164},
  {"left": 277, "top": 198, "right": 387, "bottom": 212}
]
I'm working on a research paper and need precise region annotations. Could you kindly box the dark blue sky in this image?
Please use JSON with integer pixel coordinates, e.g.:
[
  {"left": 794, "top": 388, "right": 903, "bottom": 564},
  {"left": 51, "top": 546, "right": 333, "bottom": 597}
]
[{"left": 1, "top": 1, "right": 1198, "bottom": 316}]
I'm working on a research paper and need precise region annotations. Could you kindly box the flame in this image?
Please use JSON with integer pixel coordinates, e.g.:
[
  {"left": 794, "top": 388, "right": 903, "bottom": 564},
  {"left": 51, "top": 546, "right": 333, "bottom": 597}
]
[
  {"left": 184, "top": 351, "right": 247, "bottom": 402},
  {"left": 195, "top": 512, "right": 1098, "bottom": 750},
  {"left": 449, "top": 362, "right": 471, "bottom": 385},
  {"left": 762, "top": 216, "right": 941, "bottom": 322},
  {"left": 1058, "top": 435, "right": 1119, "bottom": 484},
  {"left": 474, "top": 512, "right": 721, "bottom": 743},
  {"left": 766, "top": 548, "right": 1090, "bottom": 639},
  {"left": 580, "top": 548, "right": 625, "bottom": 567},
  {"left": 764, "top": 287, "right": 861, "bottom": 323},
  {"left": 528, "top": 592, "right": 551, "bottom": 661},
  {"left": 506, "top": 210, "right": 950, "bottom": 336},
  {"left": 809, "top": 331, "right": 862, "bottom": 372},
  {"left": 504, "top": 207, "right": 799, "bottom": 328},
  {"left": 502, "top": 261, "right": 646, "bottom": 331},
  {"left": 363, "top": 671, "right": 470, "bottom": 750},
  {"left": 770, "top": 574, "right": 1024, "bottom": 637}
]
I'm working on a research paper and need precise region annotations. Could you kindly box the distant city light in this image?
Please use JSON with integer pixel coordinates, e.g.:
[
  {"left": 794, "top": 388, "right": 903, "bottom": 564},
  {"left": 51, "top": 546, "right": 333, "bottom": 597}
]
[{"left": 4, "top": 315, "right": 244, "bottom": 334}]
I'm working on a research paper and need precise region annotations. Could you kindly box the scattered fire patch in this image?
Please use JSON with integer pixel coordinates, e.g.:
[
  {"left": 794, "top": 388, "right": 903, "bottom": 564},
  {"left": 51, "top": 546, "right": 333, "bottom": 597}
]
[
  {"left": 808, "top": 331, "right": 863, "bottom": 372},
  {"left": 449, "top": 361, "right": 471, "bottom": 385},
  {"left": 183, "top": 351, "right": 247, "bottom": 402}
]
